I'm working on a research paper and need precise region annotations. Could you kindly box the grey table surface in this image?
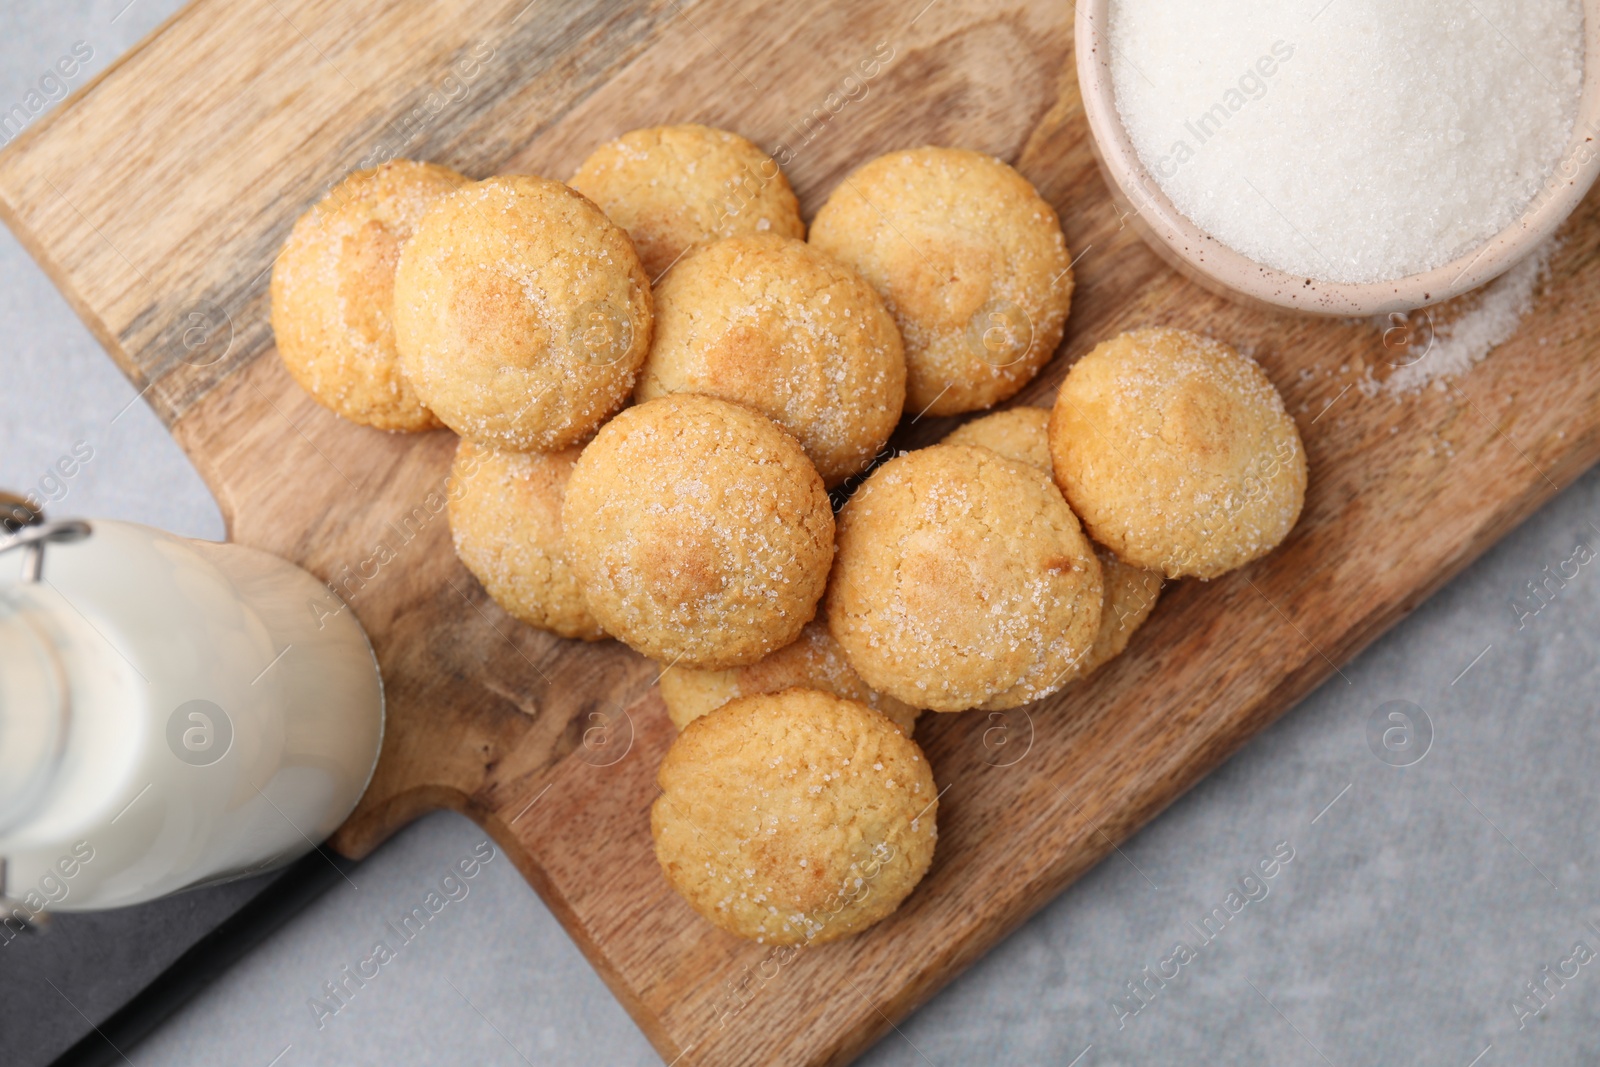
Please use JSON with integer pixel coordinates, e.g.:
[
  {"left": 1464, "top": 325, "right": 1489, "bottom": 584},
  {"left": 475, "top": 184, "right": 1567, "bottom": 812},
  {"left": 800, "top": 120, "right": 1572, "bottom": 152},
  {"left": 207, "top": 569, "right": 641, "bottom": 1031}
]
[{"left": 5, "top": 3, "right": 1600, "bottom": 1065}]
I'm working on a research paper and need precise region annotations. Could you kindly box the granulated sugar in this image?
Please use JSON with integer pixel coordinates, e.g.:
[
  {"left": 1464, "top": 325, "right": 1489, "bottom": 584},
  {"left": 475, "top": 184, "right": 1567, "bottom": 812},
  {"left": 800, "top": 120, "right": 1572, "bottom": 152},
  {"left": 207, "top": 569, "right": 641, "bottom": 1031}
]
[
  {"left": 1109, "top": 0, "right": 1584, "bottom": 284},
  {"left": 1375, "top": 236, "right": 1560, "bottom": 396}
]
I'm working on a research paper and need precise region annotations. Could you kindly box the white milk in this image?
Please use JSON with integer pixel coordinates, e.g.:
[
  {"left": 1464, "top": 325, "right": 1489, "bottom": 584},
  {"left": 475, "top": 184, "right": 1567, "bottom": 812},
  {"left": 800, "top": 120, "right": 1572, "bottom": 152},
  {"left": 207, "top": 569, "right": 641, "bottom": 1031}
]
[{"left": 0, "top": 520, "right": 383, "bottom": 913}]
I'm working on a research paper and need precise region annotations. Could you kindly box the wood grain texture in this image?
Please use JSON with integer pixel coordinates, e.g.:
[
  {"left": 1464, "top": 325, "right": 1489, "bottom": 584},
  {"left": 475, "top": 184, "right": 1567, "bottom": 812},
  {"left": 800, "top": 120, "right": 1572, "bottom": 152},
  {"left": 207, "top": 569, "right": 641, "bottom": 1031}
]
[{"left": 2, "top": 1, "right": 1598, "bottom": 1063}]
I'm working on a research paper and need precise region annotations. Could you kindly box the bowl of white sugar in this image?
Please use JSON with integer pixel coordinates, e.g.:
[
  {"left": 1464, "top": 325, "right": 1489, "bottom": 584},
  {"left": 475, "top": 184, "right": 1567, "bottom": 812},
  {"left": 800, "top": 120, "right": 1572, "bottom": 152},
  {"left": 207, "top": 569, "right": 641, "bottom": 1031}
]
[{"left": 1078, "top": 0, "right": 1599, "bottom": 316}]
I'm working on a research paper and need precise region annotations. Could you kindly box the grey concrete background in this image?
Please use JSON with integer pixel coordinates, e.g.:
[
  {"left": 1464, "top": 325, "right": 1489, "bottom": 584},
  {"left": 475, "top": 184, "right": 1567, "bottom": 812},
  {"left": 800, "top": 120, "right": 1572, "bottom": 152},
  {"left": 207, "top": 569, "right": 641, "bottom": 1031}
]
[{"left": 4, "top": 2, "right": 1599, "bottom": 1064}]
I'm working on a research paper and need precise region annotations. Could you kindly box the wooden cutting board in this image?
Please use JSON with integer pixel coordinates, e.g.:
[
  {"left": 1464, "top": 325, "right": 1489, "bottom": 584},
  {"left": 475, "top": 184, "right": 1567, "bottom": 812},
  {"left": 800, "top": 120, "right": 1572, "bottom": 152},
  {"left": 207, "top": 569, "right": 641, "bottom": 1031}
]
[{"left": 3, "top": 1, "right": 1597, "bottom": 1062}]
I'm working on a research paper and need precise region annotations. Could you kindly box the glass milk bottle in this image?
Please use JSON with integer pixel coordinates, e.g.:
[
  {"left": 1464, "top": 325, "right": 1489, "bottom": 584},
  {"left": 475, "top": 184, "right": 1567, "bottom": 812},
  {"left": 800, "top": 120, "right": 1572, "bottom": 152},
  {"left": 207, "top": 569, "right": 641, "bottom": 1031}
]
[{"left": 0, "top": 508, "right": 384, "bottom": 916}]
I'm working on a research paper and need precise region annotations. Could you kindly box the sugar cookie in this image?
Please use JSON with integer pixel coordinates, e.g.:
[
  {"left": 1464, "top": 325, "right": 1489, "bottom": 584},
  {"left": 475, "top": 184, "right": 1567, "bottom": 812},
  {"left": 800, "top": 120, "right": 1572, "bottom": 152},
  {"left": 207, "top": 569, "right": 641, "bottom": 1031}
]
[
  {"left": 562, "top": 394, "right": 834, "bottom": 669},
  {"left": 447, "top": 438, "right": 604, "bottom": 641},
  {"left": 1082, "top": 549, "right": 1163, "bottom": 677},
  {"left": 827, "top": 444, "right": 1102, "bottom": 712},
  {"left": 636, "top": 234, "right": 905, "bottom": 486},
  {"left": 810, "top": 147, "right": 1072, "bottom": 416},
  {"left": 652, "top": 688, "right": 937, "bottom": 944},
  {"left": 393, "top": 175, "right": 652, "bottom": 451},
  {"left": 271, "top": 160, "right": 469, "bottom": 430},
  {"left": 942, "top": 407, "right": 1163, "bottom": 676},
  {"left": 941, "top": 407, "right": 1053, "bottom": 472},
  {"left": 569, "top": 124, "right": 804, "bottom": 281},
  {"left": 658, "top": 619, "right": 918, "bottom": 734},
  {"left": 1050, "top": 327, "right": 1306, "bottom": 580}
]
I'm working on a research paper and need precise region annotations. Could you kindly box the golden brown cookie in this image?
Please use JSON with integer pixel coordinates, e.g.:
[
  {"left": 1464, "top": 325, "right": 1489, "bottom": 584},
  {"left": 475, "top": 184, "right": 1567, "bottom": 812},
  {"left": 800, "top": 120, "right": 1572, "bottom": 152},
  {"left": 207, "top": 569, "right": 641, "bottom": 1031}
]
[
  {"left": 636, "top": 234, "right": 905, "bottom": 486},
  {"left": 658, "top": 619, "right": 919, "bottom": 734},
  {"left": 1081, "top": 548, "right": 1163, "bottom": 678},
  {"left": 447, "top": 438, "right": 605, "bottom": 641},
  {"left": 652, "top": 688, "right": 937, "bottom": 945},
  {"left": 942, "top": 407, "right": 1164, "bottom": 677},
  {"left": 562, "top": 394, "right": 834, "bottom": 669},
  {"left": 828, "top": 444, "right": 1103, "bottom": 712},
  {"left": 941, "top": 407, "right": 1053, "bottom": 472},
  {"left": 809, "top": 147, "right": 1073, "bottom": 417},
  {"left": 270, "top": 160, "right": 469, "bottom": 430},
  {"left": 392, "top": 175, "right": 652, "bottom": 451},
  {"left": 569, "top": 124, "right": 804, "bottom": 281},
  {"left": 1050, "top": 327, "right": 1306, "bottom": 580}
]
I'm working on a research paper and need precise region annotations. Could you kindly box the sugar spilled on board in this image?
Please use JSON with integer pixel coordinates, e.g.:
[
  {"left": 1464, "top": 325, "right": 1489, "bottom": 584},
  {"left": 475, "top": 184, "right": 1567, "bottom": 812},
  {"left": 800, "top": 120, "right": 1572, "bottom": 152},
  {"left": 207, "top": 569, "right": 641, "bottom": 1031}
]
[{"left": 1360, "top": 236, "right": 1562, "bottom": 398}]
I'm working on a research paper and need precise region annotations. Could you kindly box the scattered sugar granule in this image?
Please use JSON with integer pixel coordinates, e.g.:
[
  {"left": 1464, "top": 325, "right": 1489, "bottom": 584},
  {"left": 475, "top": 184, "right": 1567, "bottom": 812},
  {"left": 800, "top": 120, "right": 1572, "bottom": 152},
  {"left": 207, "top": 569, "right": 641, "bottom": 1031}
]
[
  {"left": 1380, "top": 235, "right": 1560, "bottom": 395},
  {"left": 1109, "top": 0, "right": 1585, "bottom": 283}
]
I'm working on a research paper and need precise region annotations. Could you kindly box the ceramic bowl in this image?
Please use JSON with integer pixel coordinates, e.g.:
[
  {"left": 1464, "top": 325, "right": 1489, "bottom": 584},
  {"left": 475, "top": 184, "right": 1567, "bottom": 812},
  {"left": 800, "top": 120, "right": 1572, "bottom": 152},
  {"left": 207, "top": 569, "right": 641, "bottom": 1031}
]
[{"left": 1075, "top": 0, "right": 1600, "bottom": 316}]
